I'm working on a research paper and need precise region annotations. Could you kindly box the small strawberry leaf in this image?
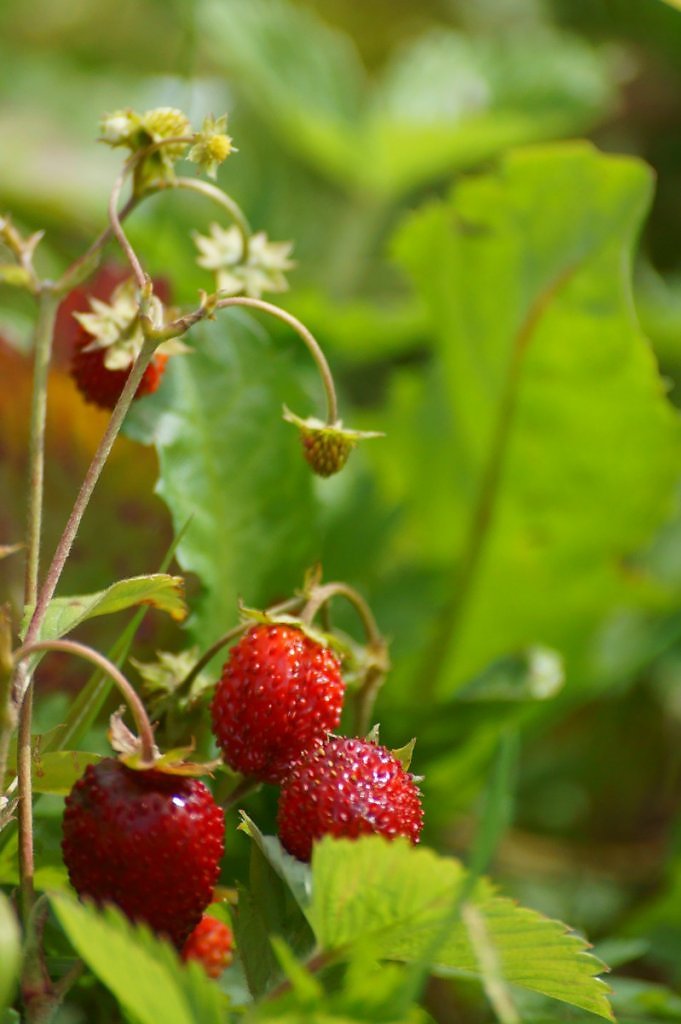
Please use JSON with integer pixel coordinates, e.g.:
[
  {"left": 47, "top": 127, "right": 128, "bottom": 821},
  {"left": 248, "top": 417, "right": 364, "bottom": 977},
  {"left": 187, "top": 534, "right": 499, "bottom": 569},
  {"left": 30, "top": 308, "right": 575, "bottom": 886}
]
[
  {"left": 22, "top": 573, "right": 187, "bottom": 641},
  {"left": 25, "top": 750, "right": 102, "bottom": 795}
]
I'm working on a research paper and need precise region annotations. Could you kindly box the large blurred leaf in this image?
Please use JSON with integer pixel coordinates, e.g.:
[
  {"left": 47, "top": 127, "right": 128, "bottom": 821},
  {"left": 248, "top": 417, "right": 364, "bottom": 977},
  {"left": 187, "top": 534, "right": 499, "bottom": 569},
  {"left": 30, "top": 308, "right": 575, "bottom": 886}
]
[
  {"left": 124, "top": 311, "right": 319, "bottom": 653},
  {"left": 50, "top": 892, "right": 228, "bottom": 1024},
  {"left": 201, "top": 0, "right": 615, "bottom": 199},
  {"left": 308, "top": 837, "right": 613, "bottom": 1020},
  {"left": 383, "top": 143, "right": 680, "bottom": 694}
]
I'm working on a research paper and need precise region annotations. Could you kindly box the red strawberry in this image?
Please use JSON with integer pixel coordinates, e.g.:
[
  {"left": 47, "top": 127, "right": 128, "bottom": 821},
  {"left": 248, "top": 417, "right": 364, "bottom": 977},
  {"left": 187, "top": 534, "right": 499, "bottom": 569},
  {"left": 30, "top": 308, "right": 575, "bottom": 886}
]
[
  {"left": 182, "top": 914, "right": 234, "bottom": 978},
  {"left": 277, "top": 736, "right": 423, "bottom": 862},
  {"left": 70, "top": 339, "right": 168, "bottom": 410},
  {"left": 62, "top": 758, "right": 224, "bottom": 947},
  {"left": 211, "top": 624, "right": 345, "bottom": 784}
]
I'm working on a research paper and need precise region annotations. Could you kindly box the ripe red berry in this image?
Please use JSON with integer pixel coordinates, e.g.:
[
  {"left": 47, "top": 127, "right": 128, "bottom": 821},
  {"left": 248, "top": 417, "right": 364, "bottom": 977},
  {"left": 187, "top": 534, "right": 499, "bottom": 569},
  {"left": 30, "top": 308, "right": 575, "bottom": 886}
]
[
  {"left": 277, "top": 736, "right": 424, "bottom": 862},
  {"left": 70, "top": 335, "right": 168, "bottom": 411},
  {"left": 62, "top": 758, "right": 225, "bottom": 947},
  {"left": 182, "top": 915, "right": 234, "bottom": 978},
  {"left": 211, "top": 624, "right": 345, "bottom": 784}
]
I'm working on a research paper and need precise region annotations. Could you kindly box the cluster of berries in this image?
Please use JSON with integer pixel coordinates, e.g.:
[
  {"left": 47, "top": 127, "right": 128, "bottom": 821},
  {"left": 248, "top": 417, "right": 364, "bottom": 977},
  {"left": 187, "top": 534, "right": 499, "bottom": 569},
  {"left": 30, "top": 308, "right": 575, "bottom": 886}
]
[
  {"left": 212, "top": 623, "right": 423, "bottom": 861},
  {"left": 61, "top": 623, "right": 423, "bottom": 978}
]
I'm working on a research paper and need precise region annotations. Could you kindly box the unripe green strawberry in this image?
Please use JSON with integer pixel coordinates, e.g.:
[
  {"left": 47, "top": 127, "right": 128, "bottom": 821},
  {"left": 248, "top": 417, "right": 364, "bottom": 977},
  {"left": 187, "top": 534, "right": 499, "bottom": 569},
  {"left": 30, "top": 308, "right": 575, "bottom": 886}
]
[{"left": 283, "top": 408, "right": 383, "bottom": 478}]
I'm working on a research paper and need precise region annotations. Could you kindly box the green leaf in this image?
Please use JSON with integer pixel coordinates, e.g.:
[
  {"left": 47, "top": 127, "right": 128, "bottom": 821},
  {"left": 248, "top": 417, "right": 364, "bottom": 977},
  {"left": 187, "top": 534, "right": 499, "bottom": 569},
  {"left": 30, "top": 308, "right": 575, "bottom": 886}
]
[
  {"left": 239, "top": 813, "right": 312, "bottom": 912},
  {"left": 307, "top": 837, "right": 613, "bottom": 1020},
  {"left": 22, "top": 573, "right": 187, "bottom": 641},
  {"left": 123, "top": 312, "right": 318, "bottom": 656},
  {"left": 50, "top": 892, "right": 227, "bottom": 1024},
  {"left": 28, "top": 750, "right": 102, "bottom": 795},
  {"left": 0, "top": 892, "right": 20, "bottom": 1012},
  {"left": 363, "top": 27, "right": 615, "bottom": 198},
  {"left": 236, "top": 816, "right": 315, "bottom": 998},
  {"left": 200, "top": 0, "right": 615, "bottom": 199},
  {"left": 387, "top": 143, "right": 681, "bottom": 694}
]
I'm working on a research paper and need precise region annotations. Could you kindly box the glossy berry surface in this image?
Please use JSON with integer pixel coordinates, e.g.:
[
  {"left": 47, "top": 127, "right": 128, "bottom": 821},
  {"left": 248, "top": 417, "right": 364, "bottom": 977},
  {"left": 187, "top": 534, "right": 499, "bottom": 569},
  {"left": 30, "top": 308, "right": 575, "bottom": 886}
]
[
  {"left": 277, "top": 736, "right": 424, "bottom": 862},
  {"left": 62, "top": 758, "right": 224, "bottom": 947},
  {"left": 182, "top": 915, "right": 234, "bottom": 978},
  {"left": 70, "top": 334, "right": 168, "bottom": 411},
  {"left": 211, "top": 624, "right": 345, "bottom": 784}
]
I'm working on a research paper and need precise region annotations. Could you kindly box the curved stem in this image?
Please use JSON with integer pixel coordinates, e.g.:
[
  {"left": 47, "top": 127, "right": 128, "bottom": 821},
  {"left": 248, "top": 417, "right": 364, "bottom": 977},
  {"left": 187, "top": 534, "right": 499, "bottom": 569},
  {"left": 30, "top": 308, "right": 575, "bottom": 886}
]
[
  {"left": 151, "top": 176, "right": 251, "bottom": 260},
  {"left": 108, "top": 163, "right": 147, "bottom": 291},
  {"left": 180, "top": 625, "right": 247, "bottom": 693},
  {"left": 55, "top": 194, "right": 139, "bottom": 297},
  {"left": 301, "top": 582, "right": 382, "bottom": 647},
  {"left": 14, "top": 640, "right": 155, "bottom": 761},
  {"left": 215, "top": 297, "right": 338, "bottom": 424},
  {"left": 301, "top": 583, "right": 389, "bottom": 737}
]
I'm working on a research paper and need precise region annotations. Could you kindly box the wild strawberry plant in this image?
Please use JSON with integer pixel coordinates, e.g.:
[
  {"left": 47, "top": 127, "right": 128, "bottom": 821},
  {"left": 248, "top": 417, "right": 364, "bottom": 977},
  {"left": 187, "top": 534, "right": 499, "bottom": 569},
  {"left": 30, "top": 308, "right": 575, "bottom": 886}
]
[{"left": 0, "top": 101, "right": 670, "bottom": 1024}]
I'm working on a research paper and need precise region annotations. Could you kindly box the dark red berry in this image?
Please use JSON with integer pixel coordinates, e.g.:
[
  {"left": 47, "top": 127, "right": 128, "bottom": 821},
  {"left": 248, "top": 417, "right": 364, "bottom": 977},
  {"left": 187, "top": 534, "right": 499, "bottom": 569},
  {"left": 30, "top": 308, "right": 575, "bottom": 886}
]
[
  {"left": 211, "top": 624, "right": 345, "bottom": 784},
  {"left": 277, "top": 736, "right": 424, "bottom": 862},
  {"left": 62, "top": 758, "right": 224, "bottom": 947},
  {"left": 70, "top": 335, "right": 168, "bottom": 410},
  {"left": 182, "top": 914, "right": 234, "bottom": 978}
]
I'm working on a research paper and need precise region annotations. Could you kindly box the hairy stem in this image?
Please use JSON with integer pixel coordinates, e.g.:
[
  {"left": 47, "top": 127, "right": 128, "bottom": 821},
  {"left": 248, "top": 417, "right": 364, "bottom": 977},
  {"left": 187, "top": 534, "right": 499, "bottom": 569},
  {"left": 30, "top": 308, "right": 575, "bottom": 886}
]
[
  {"left": 302, "top": 582, "right": 389, "bottom": 736},
  {"left": 215, "top": 296, "right": 339, "bottom": 424},
  {"left": 24, "top": 290, "right": 60, "bottom": 605},
  {"left": 55, "top": 195, "right": 138, "bottom": 297},
  {"left": 14, "top": 640, "right": 156, "bottom": 761},
  {"left": 21, "top": 335, "right": 158, "bottom": 660},
  {"left": 108, "top": 163, "right": 147, "bottom": 290}
]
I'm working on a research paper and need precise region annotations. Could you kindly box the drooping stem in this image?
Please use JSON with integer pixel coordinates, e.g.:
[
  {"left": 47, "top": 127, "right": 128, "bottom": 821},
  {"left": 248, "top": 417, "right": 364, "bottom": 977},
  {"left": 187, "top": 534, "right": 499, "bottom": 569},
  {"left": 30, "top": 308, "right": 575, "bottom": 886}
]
[
  {"left": 21, "top": 335, "right": 159, "bottom": 662},
  {"left": 152, "top": 176, "right": 251, "bottom": 260},
  {"left": 301, "top": 582, "right": 389, "bottom": 737},
  {"left": 54, "top": 194, "right": 139, "bottom": 297},
  {"left": 108, "top": 163, "right": 147, "bottom": 290},
  {"left": 13, "top": 640, "right": 155, "bottom": 762},
  {"left": 215, "top": 296, "right": 339, "bottom": 424},
  {"left": 23, "top": 289, "right": 60, "bottom": 605},
  {"left": 301, "top": 582, "right": 382, "bottom": 646}
]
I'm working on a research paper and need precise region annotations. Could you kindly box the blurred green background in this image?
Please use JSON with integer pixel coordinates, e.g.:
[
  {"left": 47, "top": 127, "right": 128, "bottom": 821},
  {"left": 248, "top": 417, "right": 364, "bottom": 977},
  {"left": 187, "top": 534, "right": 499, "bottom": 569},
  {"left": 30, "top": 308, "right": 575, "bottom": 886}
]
[{"left": 3, "top": 0, "right": 681, "bottom": 1020}]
